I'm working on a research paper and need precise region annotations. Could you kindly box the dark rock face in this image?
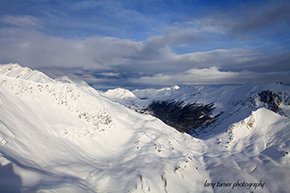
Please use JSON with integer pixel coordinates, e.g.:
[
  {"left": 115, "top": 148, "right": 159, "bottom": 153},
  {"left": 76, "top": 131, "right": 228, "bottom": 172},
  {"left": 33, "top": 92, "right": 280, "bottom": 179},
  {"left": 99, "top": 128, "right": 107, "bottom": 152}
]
[
  {"left": 146, "top": 100, "right": 215, "bottom": 133},
  {"left": 258, "top": 91, "right": 282, "bottom": 113},
  {"left": 246, "top": 90, "right": 290, "bottom": 117},
  {"left": 143, "top": 90, "right": 289, "bottom": 134}
]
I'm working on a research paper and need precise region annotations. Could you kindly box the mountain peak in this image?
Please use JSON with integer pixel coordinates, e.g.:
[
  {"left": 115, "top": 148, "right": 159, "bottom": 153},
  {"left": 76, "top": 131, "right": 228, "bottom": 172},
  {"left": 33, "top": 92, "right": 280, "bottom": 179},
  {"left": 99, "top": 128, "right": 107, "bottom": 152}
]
[
  {"left": 0, "top": 63, "right": 21, "bottom": 71},
  {"left": 104, "top": 87, "right": 137, "bottom": 99},
  {"left": 0, "top": 63, "right": 55, "bottom": 83},
  {"left": 172, "top": 85, "right": 180, "bottom": 90}
]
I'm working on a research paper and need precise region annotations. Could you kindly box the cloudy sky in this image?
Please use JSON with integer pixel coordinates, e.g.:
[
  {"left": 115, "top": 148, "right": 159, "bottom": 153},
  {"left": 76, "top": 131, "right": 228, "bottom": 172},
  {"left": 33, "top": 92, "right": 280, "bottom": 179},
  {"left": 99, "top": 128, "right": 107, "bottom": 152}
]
[{"left": 0, "top": 0, "right": 289, "bottom": 89}]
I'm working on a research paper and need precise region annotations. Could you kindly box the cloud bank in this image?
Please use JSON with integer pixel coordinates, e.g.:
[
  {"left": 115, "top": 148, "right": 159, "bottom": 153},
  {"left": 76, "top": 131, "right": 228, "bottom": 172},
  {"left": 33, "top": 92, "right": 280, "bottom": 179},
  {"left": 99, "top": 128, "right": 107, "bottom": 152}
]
[{"left": 0, "top": 0, "right": 289, "bottom": 89}]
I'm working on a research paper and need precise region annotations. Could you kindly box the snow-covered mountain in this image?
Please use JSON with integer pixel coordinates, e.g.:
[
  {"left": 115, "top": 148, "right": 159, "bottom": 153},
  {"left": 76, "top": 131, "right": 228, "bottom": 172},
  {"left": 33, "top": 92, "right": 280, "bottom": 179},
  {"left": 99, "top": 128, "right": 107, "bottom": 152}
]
[
  {"left": 103, "top": 83, "right": 290, "bottom": 134},
  {"left": 1, "top": 63, "right": 290, "bottom": 193}
]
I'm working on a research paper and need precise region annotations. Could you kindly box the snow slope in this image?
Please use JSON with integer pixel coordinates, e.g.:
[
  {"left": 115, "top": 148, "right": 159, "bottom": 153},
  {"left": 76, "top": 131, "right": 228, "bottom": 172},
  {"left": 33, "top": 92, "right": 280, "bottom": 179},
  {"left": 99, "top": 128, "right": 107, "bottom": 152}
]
[{"left": 0, "top": 64, "right": 290, "bottom": 193}]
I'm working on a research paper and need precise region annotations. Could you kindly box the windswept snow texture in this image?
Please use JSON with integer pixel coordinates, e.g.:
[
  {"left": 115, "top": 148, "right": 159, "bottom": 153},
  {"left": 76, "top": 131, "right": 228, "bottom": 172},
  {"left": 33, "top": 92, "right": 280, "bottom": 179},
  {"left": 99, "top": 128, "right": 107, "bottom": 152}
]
[{"left": 1, "top": 63, "right": 290, "bottom": 193}]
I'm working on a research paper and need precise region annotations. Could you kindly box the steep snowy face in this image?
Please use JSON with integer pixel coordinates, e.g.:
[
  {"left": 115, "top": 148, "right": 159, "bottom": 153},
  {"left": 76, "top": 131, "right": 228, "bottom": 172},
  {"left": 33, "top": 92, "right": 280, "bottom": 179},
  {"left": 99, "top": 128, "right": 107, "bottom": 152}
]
[
  {"left": 200, "top": 108, "right": 290, "bottom": 193},
  {"left": 0, "top": 64, "right": 208, "bottom": 192},
  {"left": 1, "top": 64, "right": 290, "bottom": 193},
  {"left": 56, "top": 76, "right": 91, "bottom": 87}
]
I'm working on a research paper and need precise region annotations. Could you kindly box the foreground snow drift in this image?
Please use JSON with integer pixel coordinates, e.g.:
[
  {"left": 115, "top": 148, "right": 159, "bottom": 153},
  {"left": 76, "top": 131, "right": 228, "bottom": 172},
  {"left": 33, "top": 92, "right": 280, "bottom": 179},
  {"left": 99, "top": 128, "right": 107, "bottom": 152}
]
[{"left": 0, "top": 63, "right": 290, "bottom": 193}]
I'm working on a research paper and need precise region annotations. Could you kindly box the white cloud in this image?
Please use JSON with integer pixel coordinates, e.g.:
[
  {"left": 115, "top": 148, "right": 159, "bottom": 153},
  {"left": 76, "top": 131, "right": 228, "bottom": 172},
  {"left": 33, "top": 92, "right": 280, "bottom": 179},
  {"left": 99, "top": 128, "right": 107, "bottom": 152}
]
[
  {"left": 99, "top": 72, "right": 120, "bottom": 77},
  {"left": 0, "top": 26, "right": 289, "bottom": 87},
  {"left": 0, "top": 28, "right": 142, "bottom": 70},
  {"left": 133, "top": 66, "right": 290, "bottom": 85},
  {"left": 1, "top": 15, "right": 39, "bottom": 28},
  {"left": 133, "top": 67, "right": 240, "bottom": 85}
]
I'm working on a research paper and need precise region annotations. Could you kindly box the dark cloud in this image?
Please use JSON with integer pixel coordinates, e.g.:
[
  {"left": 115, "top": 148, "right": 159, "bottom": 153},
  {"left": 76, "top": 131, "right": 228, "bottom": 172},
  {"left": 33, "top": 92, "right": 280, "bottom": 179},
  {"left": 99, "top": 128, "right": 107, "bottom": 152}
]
[
  {"left": 220, "top": 51, "right": 290, "bottom": 73},
  {"left": 231, "top": 3, "right": 290, "bottom": 34},
  {"left": 0, "top": 28, "right": 142, "bottom": 69},
  {"left": 0, "top": 0, "right": 289, "bottom": 89},
  {"left": 133, "top": 67, "right": 290, "bottom": 86},
  {"left": 1, "top": 27, "right": 289, "bottom": 89}
]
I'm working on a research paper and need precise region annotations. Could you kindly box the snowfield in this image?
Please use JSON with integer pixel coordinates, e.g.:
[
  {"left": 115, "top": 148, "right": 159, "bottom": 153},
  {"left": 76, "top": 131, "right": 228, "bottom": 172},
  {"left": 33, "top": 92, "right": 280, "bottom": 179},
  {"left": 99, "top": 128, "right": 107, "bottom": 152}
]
[{"left": 0, "top": 63, "right": 290, "bottom": 193}]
